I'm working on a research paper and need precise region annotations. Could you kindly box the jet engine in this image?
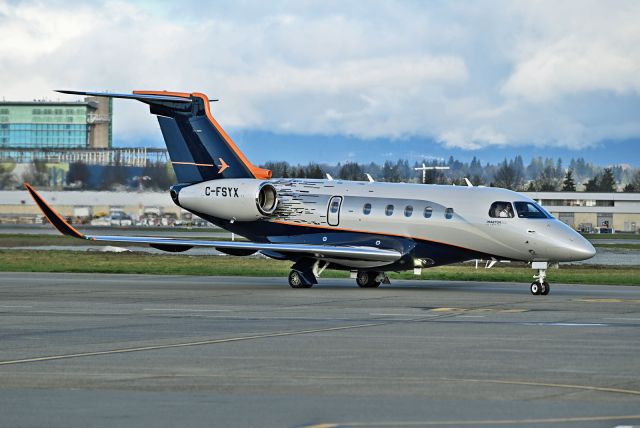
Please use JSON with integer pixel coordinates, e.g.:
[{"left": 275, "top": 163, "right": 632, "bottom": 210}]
[{"left": 174, "top": 179, "right": 278, "bottom": 221}]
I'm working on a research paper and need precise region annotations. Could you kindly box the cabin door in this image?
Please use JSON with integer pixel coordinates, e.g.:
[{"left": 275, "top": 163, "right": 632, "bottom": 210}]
[{"left": 327, "top": 196, "right": 343, "bottom": 226}]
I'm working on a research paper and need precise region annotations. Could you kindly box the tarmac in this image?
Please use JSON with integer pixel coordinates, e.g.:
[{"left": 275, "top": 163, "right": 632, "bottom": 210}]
[{"left": 1, "top": 272, "right": 639, "bottom": 428}]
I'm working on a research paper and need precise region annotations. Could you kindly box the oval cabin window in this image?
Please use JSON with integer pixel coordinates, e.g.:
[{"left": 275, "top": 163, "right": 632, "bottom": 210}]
[
  {"left": 363, "top": 203, "right": 372, "bottom": 215},
  {"left": 404, "top": 205, "right": 413, "bottom": 217},
  {"left": 385, "top": 204, "right": 394, "bottom": 216},
  {"left": 424, "top": 206, "right": 433, "bottom": 218},
  {"left": 445, "top": 207, "right": 454, "bottom": 219}
]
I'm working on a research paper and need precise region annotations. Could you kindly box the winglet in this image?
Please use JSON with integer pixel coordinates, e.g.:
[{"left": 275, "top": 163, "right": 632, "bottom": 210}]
[{"left": 24, "top": 183, "right": 86, "bottom": 239}]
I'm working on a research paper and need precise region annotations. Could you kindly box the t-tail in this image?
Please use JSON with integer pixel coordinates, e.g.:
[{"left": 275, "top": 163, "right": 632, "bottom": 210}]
[{"left": 56, "top": 90, "right": 272, "bottom": 183}]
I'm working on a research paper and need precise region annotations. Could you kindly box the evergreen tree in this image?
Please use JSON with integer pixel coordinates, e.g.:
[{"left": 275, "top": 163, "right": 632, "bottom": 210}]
[
  {"left": 0, "top": 161, "right": 16, "bottom": 190},
  {"left": 22, "top": 159, "right": 49, "bottom": 187},
  {"left": 561, "top": 170, "right": 576, "bottom": 191},
  {"left": 630, "top": 170, "right": 640, "bottom": 192},
  {"left": 67, "top": 161, "right": 91, "bottom": 188},
  {"left": 584, "top": 175, "right": 600, "bottom": 192},
  {"left": 304, "top": 163, "right": 324, "bottom": 179},
  {"left": 493, "top": 160, "right": 522, "bottom": 190},
  {"left": 338, "top": 162, "right": 364, "bottom": 181},
  {"left": 382, "top": 161, "right": 399, "bottom": 182},
  {"left": 599, "top": 168, "right": 616, "bottom": 192}
]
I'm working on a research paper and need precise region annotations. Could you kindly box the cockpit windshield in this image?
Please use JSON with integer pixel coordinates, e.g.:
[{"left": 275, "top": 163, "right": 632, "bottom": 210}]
[{"left": 513, "top": 201, "right": 550, "bottom": 219}]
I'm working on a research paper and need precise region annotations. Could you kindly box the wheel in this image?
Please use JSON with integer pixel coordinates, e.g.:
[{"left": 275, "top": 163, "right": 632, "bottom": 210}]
[
  {"left": 530, "top": 281, "right": 541, "bottom": 295},
  {"left": 356, "top": 271, "right": 381, "bottom": 288},
  {"left": 289, "top": 270, "right": 312, "bottom": 288},
  {"left": 541, "top": 281, "right": 550, "bottom": 295}
]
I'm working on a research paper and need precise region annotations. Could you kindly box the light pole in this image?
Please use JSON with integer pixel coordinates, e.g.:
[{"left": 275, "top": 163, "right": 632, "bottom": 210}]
[{"left": 414, "top": 163, "right": 450, "bottom": 184}]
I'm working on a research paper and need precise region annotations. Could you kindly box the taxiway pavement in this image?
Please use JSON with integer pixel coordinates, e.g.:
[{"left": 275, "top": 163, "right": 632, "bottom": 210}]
[{"left": 1, "top": 273, "right": 639, "bottom": 427}]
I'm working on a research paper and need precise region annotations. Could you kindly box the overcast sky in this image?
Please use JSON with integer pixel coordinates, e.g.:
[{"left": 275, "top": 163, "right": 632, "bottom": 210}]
[{"left": 1, "top": 0, "right": 639, "bottom": 164}]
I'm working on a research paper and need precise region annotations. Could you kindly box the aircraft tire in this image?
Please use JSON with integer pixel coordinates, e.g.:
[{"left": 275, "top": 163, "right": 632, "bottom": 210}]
[
  {"left": 541, "top": 281, "right": 550, "bottom": 295},
  {"left": 530, "top": 281, "right": 542, "bottom": 295},
  {"left": 356, "top": 271, "right": 381, "bottom": 288},
  {"left": 289, "top": 270, "right": 312, "bottom": 288}
]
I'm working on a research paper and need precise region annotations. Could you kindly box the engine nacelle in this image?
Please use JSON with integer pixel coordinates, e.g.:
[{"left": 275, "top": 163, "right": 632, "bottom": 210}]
[{"left": 175, "top": 179, "right": 278, "bottom": 221}]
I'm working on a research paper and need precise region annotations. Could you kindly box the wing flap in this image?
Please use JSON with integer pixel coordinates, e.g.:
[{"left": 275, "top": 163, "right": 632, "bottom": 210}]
[{"left": 24, "top": 184, "right": 401, "bottom": 263}]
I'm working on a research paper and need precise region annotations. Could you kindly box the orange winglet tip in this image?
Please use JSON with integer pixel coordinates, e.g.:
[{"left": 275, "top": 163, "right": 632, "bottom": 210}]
[{"left": 24, "top": 183, "right": 85, "bottom": 239}]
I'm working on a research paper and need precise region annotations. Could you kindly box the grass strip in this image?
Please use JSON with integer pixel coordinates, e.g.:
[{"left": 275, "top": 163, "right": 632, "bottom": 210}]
[
  {"left": 0, "top": 250, "right": 637, "bottom": 285},
  {"left": 582, "top": 233, "right": 639, "bottom": 240}
]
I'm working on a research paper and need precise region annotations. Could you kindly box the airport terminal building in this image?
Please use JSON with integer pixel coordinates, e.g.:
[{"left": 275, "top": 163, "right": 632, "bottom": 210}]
[
  {"left": 0, "top": 97, "right": 167, "bottom": 187},
  {"left": 525, "top": 191, "right": 640, "bottom": 233},
  {"left": 0, "top": 97, "right": 112, "bottom": 151}
]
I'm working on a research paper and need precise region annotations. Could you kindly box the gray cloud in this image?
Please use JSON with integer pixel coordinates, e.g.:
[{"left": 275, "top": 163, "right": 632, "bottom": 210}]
[{"left": 0, "top": 0, "right": 639, "bottom": 150}]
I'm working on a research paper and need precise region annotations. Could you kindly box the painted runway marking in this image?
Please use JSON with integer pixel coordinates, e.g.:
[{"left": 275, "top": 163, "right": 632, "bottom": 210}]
[
  {"left": 369, "top": 313, "right": 432, "bottom": 317},
  {"left": 0, "top": 322, "right": 385, "bottom": 366},
  {"left": 0, "top": 305, "right": 32, "bottom": 308},
  {"left": 444, "top": 377, "right": 640, "bottom": 397},
  {"left": 576, "top": 298, "right": 640, "bottom": 304},
  {"left": 431, "top": 307, "right": 527, "bottom": 313},
  {"left": 524, "top": 322, "right": 608, "bottom": 327},
  {"left": 143, "top": 308, "right": 232, "bottom": 312},
  {"left": 303, "top": 414, "right": 640, "bottom": 427}
]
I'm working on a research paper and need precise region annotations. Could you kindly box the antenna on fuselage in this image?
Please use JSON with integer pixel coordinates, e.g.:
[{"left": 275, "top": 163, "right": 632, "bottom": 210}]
[{"left": 414, "top": 163, "right": 450, "bottom": 184}]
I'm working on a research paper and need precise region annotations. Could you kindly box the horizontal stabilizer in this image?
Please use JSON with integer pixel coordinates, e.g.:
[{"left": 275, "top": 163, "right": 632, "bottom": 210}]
[{"left": 56, "top": 90, "right": 192, "bottom": 103}]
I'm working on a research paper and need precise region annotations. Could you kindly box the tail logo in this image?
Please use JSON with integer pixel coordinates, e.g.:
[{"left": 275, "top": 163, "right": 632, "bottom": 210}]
[{"left": 217, "top": 158, "right": 229, "bottom": 174}]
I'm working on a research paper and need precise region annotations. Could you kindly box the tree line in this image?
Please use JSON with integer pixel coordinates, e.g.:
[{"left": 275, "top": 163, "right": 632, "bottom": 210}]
[
  {"left": 263, "top": 156, "right": 640, "bottom": 192},
  {"left": 1, "top": 155, "right": 639, "bottom": 192}
]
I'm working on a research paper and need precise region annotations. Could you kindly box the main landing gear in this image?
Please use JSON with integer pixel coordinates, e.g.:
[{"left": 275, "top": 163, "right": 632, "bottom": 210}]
[
  {"left": 288, "top": 260, "right": 327, "bottom": 288},
  {"left": 287, "top": 261, "right": 391, "bottom": 289},
  {"left": 530, "top": 261, "right": 550, "bottom": 296},
  {"left": 355, "top": 271, "right": 390, "bottom": 288}
]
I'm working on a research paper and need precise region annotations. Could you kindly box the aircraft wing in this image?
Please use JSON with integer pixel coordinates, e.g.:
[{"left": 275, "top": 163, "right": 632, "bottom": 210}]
[{"left": 24, "top": 184, "right": 401, "bottom": 264}]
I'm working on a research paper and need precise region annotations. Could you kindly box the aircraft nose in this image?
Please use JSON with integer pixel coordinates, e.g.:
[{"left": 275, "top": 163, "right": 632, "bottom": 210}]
[
  {"left": 543, "top": 222, "right": 597, "bottom": 261},
  {"left": 563, "top": 230, "right": 596, "bottom": 261},
  {"left": 569, "top": 237, "right": 596, "bottom": 261}
]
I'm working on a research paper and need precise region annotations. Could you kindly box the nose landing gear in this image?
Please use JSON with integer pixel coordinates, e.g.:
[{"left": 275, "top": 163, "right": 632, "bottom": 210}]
[{"left": 530, "top": 261, "right": 550, "bottom": 296}]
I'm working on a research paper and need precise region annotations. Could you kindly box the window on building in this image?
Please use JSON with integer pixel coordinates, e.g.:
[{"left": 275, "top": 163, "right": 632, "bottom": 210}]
[
  {"left": 385, "top": 204, "right": 394, "bottom": 216},
  {"left": 404, "top": 205, "right": 413, "bottom": 217},
  {"left": 489, "top": 201, "right": 514, "bottom": 218},
  {"left": 363, "top": 203, "right": 372, "bottom": 215},
  {"left": 424, "top": 206, "right": 432, "bottom": 218},
  {"left": 445, "top": 208, "right": 454, "bottom": 219}
]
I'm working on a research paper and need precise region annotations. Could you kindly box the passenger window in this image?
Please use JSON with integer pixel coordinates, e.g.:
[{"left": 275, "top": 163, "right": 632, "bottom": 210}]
[
  {"left": 445, "top": 208, "right": 454, "bottom": 219},
  {"left": 385, "top": 204, "right": 394, "bottom": 216},
  {"left": 424, "top": 206, "right": 432, "bottom": 218},
  {"left": 363, "top": 203, "right": 371, "bottom": 215},
  {"left": 404, "top": 205, "right": 413, "bottom": 217},
  {"left": 489, "top": 201, "right": 514, "bottom": 218},
  {"left": 330, "top": 199, "right": 340, "bottom": 214}
]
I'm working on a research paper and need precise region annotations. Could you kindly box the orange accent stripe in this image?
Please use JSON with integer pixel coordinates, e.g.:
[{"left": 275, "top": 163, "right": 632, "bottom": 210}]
[
  {"left": 191, "top": 92, "right": 272, "bottom": 180},
  {"left": 133, "top": 90, "right": 191, "bottom": 98},
  {"left": 172, "top": 161, "right": 215, "bottom": 167},
  {"left": 23, "top": 183, "right": 85, "bottom": 239},
  {"left": 270, "top": 219, "right": 480, "bottom": 253}
]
